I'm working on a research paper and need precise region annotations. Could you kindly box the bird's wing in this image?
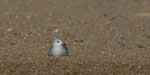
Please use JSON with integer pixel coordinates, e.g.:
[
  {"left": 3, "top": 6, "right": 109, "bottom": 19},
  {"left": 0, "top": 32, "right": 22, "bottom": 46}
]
[
  {"left": 62, "top": 44, "right": 69, "bottom": 56},
  {"left": 62, "top": 45, "right": 68, "bottom": 50},
  {"left": 48, "top": 45, "right": 53, "bottom": 56}
]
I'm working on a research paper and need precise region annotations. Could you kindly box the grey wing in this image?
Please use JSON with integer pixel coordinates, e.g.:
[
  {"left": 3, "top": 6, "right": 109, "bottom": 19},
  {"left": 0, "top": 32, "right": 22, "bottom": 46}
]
[
  {"left": 62, "top": 45, "right": 69, "bottom": 56},
  {"left": 48, "top": 46, "right": 53, "bottom": 56}
]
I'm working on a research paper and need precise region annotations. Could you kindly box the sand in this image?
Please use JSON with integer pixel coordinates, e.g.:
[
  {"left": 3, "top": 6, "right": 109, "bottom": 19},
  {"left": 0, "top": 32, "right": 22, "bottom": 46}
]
[{"left": 0, "top": 0, "right": 150, "bottom": 74}]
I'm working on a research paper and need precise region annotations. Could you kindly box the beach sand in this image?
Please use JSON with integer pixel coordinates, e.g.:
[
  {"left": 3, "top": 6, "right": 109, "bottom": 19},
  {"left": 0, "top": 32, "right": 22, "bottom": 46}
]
[{"left": 0, "top": 0, "right": 150, "bottom": 74}]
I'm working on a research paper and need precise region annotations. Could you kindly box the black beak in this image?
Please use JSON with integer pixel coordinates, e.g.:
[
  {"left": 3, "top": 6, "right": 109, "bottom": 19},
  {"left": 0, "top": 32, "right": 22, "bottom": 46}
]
[{"left": 62, "top": 43, "right": 66, "bottom": 46}]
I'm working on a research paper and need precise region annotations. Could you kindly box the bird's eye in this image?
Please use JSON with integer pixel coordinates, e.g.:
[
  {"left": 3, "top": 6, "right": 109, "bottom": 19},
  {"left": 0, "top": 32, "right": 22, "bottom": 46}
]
[{"left": 56, "top": 41, "right": 59, "bottom": 43}]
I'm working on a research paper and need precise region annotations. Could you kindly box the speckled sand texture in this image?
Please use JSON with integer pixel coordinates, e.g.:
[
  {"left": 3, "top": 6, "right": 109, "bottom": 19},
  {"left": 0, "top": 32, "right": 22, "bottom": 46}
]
[{"left": 0, "top": 0, "right": 150, "bottom": 75}]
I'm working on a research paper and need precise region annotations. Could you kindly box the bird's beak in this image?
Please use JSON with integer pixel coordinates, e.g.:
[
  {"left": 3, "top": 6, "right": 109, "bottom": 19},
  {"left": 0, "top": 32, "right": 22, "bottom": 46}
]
[{"left": 62, "top": 43, "right": 66, "bottom": 46}]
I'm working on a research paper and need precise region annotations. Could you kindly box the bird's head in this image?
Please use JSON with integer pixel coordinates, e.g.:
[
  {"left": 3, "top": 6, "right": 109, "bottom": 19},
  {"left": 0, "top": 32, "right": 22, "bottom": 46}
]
[{"left": 53, "top": 39, "right": 65, "bottom": 46}]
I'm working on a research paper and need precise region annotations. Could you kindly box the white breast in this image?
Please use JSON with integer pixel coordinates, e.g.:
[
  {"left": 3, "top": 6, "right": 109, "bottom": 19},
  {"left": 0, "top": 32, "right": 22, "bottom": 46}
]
[{"left": 51, "top": 46, "right": 67, "bottom": 56}]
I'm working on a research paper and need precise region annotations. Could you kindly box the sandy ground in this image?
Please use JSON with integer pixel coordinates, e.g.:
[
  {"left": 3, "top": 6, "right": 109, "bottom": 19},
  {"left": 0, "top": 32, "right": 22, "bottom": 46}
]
[{"left": 0, "top": 0, "right": 150, "bottom": 75}]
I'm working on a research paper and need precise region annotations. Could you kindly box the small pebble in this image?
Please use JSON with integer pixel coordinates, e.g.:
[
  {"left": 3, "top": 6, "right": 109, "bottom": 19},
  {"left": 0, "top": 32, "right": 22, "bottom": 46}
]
[
  {"left": 7, "top": 28, "right": 12, "bottom": 32},
  {"left": 138, "top": 45, "right": 148, "bottom": 48},
  {"left": 74, "top": 38, "right": 84, "bottom": 42},
  {"left": 102, "top": 40, "right": 108, "bottom": 45},
  {"left": 54, "top": 29, "right": 59, "bottom": 33},
  {"left": 15, "top": 15, "right": 19, "bottom": 19},
  {"left": 26, "top": 15, "right": 31, "bottom": 19}
]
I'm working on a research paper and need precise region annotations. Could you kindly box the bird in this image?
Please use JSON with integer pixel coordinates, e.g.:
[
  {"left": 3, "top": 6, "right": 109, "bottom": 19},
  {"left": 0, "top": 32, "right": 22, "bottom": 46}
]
[{"left": 48, "top": 39, "right": 69, "bottom": 56}]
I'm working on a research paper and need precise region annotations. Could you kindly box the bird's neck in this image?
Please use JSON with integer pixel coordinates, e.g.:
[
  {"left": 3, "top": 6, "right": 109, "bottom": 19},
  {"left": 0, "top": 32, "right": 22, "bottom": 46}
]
[{"left": 53, "top": 45, "right": 61, "bottom": 47}]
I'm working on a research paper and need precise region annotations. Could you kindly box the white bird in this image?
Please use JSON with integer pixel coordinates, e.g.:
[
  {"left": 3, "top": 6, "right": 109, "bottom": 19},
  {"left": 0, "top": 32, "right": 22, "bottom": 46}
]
[{"left": 48, "top": 39, "right": 69, "bottom": 56}]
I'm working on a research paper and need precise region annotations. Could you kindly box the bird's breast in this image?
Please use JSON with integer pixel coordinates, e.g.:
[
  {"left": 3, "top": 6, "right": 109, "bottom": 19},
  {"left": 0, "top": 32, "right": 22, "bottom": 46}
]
[{"left": 51, "top": 46, "right": 67, "bottom": 56}]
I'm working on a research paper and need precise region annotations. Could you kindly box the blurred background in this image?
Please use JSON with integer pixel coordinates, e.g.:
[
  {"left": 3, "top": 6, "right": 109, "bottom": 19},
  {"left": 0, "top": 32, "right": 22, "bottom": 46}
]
[{"left": 0, "top": 0, "right": 150, "bottom": 74}]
